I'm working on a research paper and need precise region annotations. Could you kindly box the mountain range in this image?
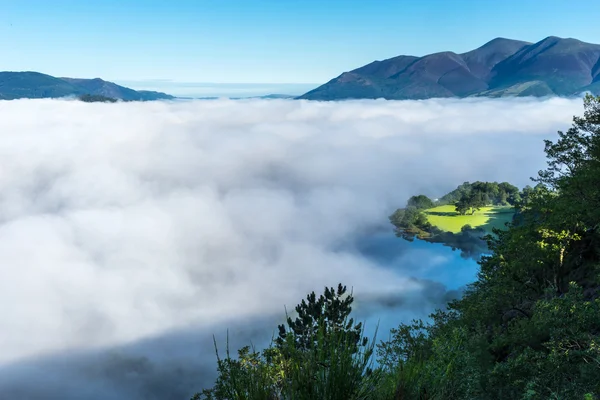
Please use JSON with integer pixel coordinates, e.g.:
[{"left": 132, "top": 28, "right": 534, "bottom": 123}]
[
  {"left": 299, "top": 36, "right": 600, "bottom": 100},
  {"left": 0, "top": 72, "right": 174, "bottom": 101}
]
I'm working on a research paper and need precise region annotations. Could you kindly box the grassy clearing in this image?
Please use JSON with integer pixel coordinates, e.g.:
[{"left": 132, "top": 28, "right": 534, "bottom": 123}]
[{"left": 424, "top": 205, "right": 515, "bottom": 234}]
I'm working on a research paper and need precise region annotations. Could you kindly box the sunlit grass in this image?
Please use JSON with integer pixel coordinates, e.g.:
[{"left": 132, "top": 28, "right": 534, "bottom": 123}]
[{"left": 424, "top": 205, "right": 515, "bottom": 233}]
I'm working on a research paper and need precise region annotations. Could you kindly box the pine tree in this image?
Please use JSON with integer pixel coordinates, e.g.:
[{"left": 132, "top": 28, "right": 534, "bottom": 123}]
[{"left": 276, "top": 283, "right": 367, "bottom": 353}]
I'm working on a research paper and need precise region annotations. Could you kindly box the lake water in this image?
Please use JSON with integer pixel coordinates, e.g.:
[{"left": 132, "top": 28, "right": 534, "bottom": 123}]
[
  {"left": 356, "top": 230, "right": 479, "bottom": 290},
  {"left": 347, "top": 228, "right": 481, "bottom": 340}
]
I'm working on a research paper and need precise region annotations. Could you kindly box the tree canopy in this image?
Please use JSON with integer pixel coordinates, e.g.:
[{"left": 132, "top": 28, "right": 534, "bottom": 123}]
[
  {"left": 276, "top": 284, "right": 366, "bottom": 354},
  {"left": 439, "top": 181, "right": 520, "bottom": 207},
  {"left": 441, "top": 181, "right": 522, "bottom": 215},
  {"left": 406, "top": 194, "right": 435, "bottom": 210}
]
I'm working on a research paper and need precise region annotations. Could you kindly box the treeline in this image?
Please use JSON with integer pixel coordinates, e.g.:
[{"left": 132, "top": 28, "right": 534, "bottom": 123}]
[
  {"left": 440, "top": 181, "right": 520, "bottom": 206},
  {"left": 440, "top": 181, "right": 540, "bottom": 215},
  {"left": 193, "top": 95, "right": 600, "bottom": 399}
]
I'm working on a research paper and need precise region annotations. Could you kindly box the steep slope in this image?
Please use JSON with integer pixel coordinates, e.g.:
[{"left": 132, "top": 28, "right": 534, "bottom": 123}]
[
  {"left": 352, "top": 55, "right": 419, "bottom": 79},
  {"left": 299, "top": 72, "right": 388, "bottom": 100},
  {"left": 384, "top": 51, "right": 487, "bottom": 98},
  {"left": 460, "top": 38, "right": 531, "bottom": 80},
  {"left": 489, "top": 36, "right": 600, "bottom": 95},
  {"left": 299, "top": 55, "right": 418, "bottom": 100},
  {"left": 592, "top": 56, "right": 600, "bottom": 81},
  {"left": 299, "top": 37, "right": 600, "bottom": 100}
]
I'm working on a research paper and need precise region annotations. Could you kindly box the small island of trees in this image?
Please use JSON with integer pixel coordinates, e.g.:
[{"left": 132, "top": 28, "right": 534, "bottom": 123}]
[{"left": 387, "top": 181, "right": 545, "bottom": 257}]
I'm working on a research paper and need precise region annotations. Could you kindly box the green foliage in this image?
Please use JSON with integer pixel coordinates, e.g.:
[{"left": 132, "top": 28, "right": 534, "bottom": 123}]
[
  {"left": 490, "top": 284, "right": 600, "bottom": 399},
  {"left": 277, "top": 326, "right": 381, "bottom": 400},
  {"left": 193, "top": 340, "right": 282, "bottom": 400},
  {"left": 406, "top": 195, "right": 435, "bottom": 210},
  {"left": 454, "top": 196, "right": 471, "bottom": 215},
  {"left": 449, "top": 181, "right": 521, "bottom": 214},
  {"left": 440, "top": 181, "right": 520, "bottom": 207},
  {"left": 388, "top": 206, "right": 432, "bottom": 240},
  {"left": 196, "top": 285, "right": 381, "bottom": 400},
  {"left": 276, "top": 284, "right": 365, "bottom": 354}
]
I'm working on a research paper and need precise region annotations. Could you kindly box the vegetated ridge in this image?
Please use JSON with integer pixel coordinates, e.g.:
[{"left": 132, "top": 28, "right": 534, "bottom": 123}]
[{"left": 299, "top": 36, "right": 600, "bottom": 100}]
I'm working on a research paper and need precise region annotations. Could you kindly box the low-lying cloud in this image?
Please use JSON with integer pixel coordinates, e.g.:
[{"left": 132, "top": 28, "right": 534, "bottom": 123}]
[{"left": 0, "top": 97, "right": 581, "bottom": 399}]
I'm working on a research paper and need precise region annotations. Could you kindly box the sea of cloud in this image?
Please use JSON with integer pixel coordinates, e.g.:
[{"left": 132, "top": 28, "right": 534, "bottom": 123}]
[{"left": 0, "top": 97, "right": 582, "bottom": 399}]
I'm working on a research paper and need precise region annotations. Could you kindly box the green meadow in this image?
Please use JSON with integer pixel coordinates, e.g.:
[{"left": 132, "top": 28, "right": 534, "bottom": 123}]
[{"left": 424, "top": 204, "right": 515, "bottom": 233}]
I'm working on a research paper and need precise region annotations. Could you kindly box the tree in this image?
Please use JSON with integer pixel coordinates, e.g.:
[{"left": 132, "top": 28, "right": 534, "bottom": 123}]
[
  {"left": 197, "top": 285, "right": 379, "bottom": 400},
  {"left": 440, "top": 181, "right": 472, "bottom": 204},
  {"left": 407, "top": 195, "right": 435, "bottom": 210},
  {"left": 499, "top": 182, "right": 520, "bottom": 205},
  {"left": 455, "top": 198, "right": 470, "bottom": 215},
  {"left": 469, "top": 191, "right": 487, "bottom": 214},
  {"left": 518, "top": 185, "right": 534, "bottom": 208},
  {"left": 534, "top": 94, "right": 600, "bottom": 227},
  {"left": 497, "top": 191, "right": 508, "bottom": 206},
  {"left": 389, "top": 207, "right": 432, "bottom": 240},
  {"left": 276, "top": 284, "right": 367, "bottom": 354},
  {"left": 455, "top": 191, "right": 486, "bottom": 215}
]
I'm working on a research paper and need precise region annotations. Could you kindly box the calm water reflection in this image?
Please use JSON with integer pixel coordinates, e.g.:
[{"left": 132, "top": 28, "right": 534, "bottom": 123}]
[
  {"left": 356, "top": 230, "right": 480, "bottom": 290},
  {"left": 349, "top": 229, "right": 481, "bottom": 340}
]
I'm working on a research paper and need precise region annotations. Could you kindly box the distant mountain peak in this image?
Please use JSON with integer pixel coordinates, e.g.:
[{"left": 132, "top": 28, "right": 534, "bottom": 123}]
[
  {"left": 465, "top": 37, "right": 532, "bottom": 53},
  {"left": 484, "top": 37, "right": 531, "bottom": 44},
  {"left": 299, "top": 36, "right": 600, "bottom": 100},
  {"left": 536, "top": 35, "right": 593, "bottom": 44}
]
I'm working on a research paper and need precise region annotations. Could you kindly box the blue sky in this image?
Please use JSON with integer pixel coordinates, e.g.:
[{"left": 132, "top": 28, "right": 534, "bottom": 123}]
[{"left": 2, "top": 0, "right": 600, "bottom": 88}]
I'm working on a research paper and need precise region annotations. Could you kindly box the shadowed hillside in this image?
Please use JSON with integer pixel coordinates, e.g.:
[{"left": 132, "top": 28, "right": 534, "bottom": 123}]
[{"left": 300, "top": 36, "right": 600, "bottom": 100}]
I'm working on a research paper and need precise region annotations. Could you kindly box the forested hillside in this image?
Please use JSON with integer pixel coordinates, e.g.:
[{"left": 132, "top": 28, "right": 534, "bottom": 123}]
[{"left": 194, "top": 95, "right": 600, "bottom": 400}]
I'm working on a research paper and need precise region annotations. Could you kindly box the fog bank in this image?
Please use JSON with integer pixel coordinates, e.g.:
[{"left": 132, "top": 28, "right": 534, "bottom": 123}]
[{"left": 0, "top": 97, "right": 581, "bottom": 398}]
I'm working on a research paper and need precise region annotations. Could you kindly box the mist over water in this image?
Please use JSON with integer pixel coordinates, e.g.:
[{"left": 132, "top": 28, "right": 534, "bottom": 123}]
[{"left": 0, "top": 97, "right": 581, "bottom": 399}]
